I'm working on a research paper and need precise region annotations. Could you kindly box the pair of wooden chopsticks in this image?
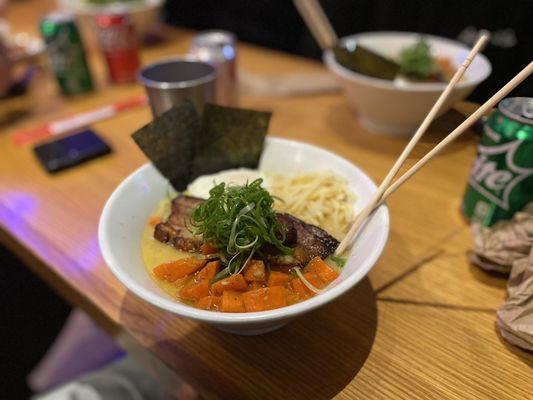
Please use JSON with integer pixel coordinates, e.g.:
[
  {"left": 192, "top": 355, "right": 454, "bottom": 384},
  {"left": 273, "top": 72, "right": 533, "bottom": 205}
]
[
  {"left": 336, "top": 49, "right": 533, "bottom": 255},
  {"left": 293, "top": 0, "right": 533, "bottom": 255}
]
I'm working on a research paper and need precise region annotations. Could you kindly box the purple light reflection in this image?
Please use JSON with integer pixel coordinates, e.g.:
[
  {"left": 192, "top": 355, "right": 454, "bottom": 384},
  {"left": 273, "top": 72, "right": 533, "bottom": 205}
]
[
  {"left": 0, "top": 190, "right": 63, "bottom": 265},
  {"left": 1, "top": 191, "right": 37, "bottom": 216},
  {"left": 73, "top": 234, "right": 104, "bottom": 272},
  {"left": 0, "top": 191, "right": 39, "bottom": 238},
  {"left": 0, "top": 191, "right": 101, "bottom": 273}
]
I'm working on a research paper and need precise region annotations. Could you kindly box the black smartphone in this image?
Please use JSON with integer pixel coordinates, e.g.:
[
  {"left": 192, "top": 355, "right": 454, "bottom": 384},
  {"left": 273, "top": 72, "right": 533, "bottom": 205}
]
[{"left": 33, "top": 129, "right": 112, "bottom": 173}]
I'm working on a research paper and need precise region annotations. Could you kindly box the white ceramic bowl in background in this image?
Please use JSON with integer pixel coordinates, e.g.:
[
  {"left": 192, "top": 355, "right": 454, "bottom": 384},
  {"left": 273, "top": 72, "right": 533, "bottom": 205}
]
[
  {"left": 323, "top": 31, "right": 492, "bottom": 136},
  {"left": 99, "top": 138, "right": 389, "bottom": 335},
  {"left": 58, "top": 0, "right": 164, "bottom": 39}
]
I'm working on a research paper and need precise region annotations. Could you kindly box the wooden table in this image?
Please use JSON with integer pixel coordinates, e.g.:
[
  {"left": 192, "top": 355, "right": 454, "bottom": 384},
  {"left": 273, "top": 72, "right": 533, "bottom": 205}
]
[{"left": 2, "top": 1, "right": 532, "bottom": 399}]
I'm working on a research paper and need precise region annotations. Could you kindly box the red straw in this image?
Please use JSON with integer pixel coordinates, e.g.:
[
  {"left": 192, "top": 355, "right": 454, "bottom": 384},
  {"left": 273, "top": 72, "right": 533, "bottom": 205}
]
[{"left": 13, "top": 94, "right": 148, "bottom": 146}]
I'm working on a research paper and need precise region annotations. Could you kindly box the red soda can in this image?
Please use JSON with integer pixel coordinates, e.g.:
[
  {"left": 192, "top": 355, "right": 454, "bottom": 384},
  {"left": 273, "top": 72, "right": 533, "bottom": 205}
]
[{"left": 94, "top": 13, "right": 140, "bottom": 84}]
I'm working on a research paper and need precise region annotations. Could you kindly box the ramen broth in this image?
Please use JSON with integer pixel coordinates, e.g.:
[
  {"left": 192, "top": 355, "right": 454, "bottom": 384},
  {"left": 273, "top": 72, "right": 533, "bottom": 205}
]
[
  {"left": 141, "top": 199, "right": 194, "bottom": 300},
  {"left": 141, "top": 178, "right": 344, "bottom": 312}
]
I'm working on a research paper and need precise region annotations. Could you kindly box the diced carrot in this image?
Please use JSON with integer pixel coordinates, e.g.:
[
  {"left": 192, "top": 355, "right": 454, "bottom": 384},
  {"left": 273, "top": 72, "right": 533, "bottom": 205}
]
[
  {"left": 197, "top": 296, "right": 212, "bottom": 309},
  {"left": 211, "top": 274, "right": 248, "bottom": 295},
  {"left": 148, "top": 216, "right": 163, "bottom": 227},
  {"left": 290, "top": 277, "right": 313, "bottom": 299},
  {"left": 304, "top": 256, "right": 339, "bottom": 284},
  {"left": 290, "top": 271, "right": 325, "bottom": 299},
  {"left": 201, "top": 242, "right": 218, "bottom": 255},
  {"left": 286, "top": 291, "right": 299, "bottom": 305},
  {"left": 249, "top": 281, "right": 264, "bottom": 290},
  {"left": 180, "top": 279, "right": 211, "bottom": 301},
  {"left": 243, "top": 260, "right": 266, "bottom": 282},
  {"left": 242, "top": 286, "right": 288, "bottom": 312},
  {"left": 212, "top": 295, "right": 221, "bottom": 309},
  {"left": 437, "top": 57, "right": 454, "bottom": 79},
  {"left": 197, "top": 260, "right": 221, "bottom": 280},
  {"left": 220, "top": 291, "right": 245, "bottom": 312},
  {"left": 153, "top": 258, "right": 207, "bottom": 282},
  {"left": 303, "top": 272, "right": 326, "bottom": 289},
  {"left": 197, "top": 295, "right": 221, "bottom": 310},
  {"left": 267, "top": 271, "right": 290, "bottom": 287}
]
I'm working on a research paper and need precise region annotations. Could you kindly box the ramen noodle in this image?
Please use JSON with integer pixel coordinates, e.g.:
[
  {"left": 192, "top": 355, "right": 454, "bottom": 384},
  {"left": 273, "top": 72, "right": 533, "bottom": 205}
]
[{"left": 268, "top": 171, "right": 357, "bottom": 240}]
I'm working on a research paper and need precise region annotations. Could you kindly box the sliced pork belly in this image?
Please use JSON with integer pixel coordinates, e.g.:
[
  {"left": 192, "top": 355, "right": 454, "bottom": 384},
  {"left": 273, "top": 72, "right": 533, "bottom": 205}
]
[{"left": 154, "top": 195, "right": 339, "bottom": 265}]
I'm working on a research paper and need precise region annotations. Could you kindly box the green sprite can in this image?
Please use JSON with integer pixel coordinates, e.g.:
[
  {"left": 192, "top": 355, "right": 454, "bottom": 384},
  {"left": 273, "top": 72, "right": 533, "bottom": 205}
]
[
  {"left": 40, "top": 12, "right": 93, "bottom": 95},
  {"left": 462, "top": 97, "right": 533, "bottom": 226}
]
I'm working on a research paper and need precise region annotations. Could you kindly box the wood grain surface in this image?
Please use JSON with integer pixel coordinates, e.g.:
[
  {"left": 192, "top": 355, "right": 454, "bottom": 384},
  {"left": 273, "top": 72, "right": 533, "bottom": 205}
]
[{"left": 1, "top": 1, "right": 531, "bottom": 399}]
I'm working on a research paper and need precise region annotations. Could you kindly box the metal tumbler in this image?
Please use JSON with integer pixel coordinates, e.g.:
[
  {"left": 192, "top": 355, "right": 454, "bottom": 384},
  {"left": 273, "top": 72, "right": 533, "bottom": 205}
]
[{"left": 138, "top": 56, "right": 216, "bottom": 117}]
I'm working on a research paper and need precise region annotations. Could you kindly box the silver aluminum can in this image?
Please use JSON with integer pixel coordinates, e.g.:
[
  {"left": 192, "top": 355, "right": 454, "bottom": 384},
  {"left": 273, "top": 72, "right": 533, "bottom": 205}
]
[{"left": 189, "top": 30, "right": 238, "bottom": 107}]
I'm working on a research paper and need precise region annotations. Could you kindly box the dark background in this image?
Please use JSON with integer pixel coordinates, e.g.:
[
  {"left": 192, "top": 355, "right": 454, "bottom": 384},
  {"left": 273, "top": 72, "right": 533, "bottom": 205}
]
[
  {"left": 0, "top": 244, "right": 70, "bottom": 399},
  {"left": 164, "top": 0, "right": 532, "bottom": 101}
]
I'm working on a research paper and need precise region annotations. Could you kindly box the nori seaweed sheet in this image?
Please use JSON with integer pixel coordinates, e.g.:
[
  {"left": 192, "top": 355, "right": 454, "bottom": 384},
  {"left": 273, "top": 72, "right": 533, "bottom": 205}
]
[
  {"left": 191, "top": 104, "right": 271, "bottom": 180},
  {"left": 131, "top": 102, "right": 271, "bottom": 190},
  {"left": 333, "top": 43, "right": 399, "bottom": 80},
  {"left": 131, "top": 101, "right": 200, "bottom": 190}
]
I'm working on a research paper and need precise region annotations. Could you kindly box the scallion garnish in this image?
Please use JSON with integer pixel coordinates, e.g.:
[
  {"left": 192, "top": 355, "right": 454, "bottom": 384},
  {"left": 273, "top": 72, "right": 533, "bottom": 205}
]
[
  {"left": 398, "top": 38, "right": 437, "bottom": 80},
  {"left": 329, "top": 255, "right": 346, "bottom": 268},
  {"left": 191, "top": 179, "right": 292, "bottom": 280}
]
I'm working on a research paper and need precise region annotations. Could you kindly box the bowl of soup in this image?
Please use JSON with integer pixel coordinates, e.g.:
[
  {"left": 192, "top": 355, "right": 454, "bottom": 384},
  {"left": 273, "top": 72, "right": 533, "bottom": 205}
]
[
  {"left": 99, "top": 137, "right": 389, "bottom": 335},
  {"left": 323, "top": 31, "right": 492, "bottom": 135}
]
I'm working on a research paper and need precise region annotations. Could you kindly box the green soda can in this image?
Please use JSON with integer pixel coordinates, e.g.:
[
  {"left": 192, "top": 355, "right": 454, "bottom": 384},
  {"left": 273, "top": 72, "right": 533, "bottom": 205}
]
[
  {"left": 40, "top": 12, "right": 93, "bottom": 95},
  {"left": 462, "top": 97, "right": 533, "bottom": 226}
]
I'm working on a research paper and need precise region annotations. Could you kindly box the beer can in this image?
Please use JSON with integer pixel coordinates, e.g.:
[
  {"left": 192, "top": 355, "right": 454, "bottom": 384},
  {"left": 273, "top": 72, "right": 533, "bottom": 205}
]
[
  {"left": 189, "top": 30, "right": 238, "bottom": 107},
  {"left": 462, "top": 97, "right": 533, "bottom": 226},
  {"left": 94, "top": 12, "right": 140, "bottom": 84},
  {"left": 40, "top": 12, "right": 93, "bottom": 95}
]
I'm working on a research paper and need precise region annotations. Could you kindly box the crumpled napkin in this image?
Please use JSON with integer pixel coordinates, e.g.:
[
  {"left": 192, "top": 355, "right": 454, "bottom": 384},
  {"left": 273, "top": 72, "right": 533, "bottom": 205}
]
[
  {"left": 470, "top": 203, "right": 533, "bottom": 273},
  {"left": 496, "top": 249, "right": 533, "bottom": 351},
  {"left": 470, "top": 202, "right": 533, "bottom": 350}
]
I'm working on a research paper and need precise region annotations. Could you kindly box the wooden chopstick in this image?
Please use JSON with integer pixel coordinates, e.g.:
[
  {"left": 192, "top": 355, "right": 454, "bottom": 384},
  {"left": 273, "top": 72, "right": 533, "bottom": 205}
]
[
  {"left": 293, "top": 0, "right": 338, "bottom": 50},
  {"left": 381, "top": 61, "right": 533, "bottom": 201},
  {"left": 335, "top": 34, "right": 489, "bottom": 255},
  {"left": 336, "top": 60, "right": 532, "bottom": 255}
]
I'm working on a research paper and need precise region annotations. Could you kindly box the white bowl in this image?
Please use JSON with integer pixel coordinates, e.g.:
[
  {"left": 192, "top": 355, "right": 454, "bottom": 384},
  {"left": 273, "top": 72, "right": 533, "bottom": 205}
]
[
  {"left": 99, "top": 137, "right": 389, "bottom": 335},
  {"left": 58, "top": 0, "right": 164, "bottom": 38},
  {"left": 323, "top": 31, "right": 492, "bottom": 135}
]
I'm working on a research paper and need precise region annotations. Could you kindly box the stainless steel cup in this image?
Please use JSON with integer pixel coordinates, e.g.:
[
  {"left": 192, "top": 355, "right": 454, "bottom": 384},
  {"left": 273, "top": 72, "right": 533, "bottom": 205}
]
[{"left": 138, "top": 56, "right": 216, "bottom": 117}]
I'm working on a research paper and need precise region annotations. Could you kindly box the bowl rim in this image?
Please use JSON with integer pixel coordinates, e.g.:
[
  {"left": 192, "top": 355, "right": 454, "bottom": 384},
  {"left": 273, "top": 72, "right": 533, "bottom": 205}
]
[
  {"left": 58, "top": 0, "right": 164, "bottom": 14},
  {"left": 98, "top": 137, "right": 390, "bottom": 325},
  {"left": 323, "top": 31, "right": 492, "bottom": 92}
]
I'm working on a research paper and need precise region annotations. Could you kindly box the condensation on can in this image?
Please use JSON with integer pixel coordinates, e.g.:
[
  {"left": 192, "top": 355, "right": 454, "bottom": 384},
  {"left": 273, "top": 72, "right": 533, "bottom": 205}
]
[
  {"left": 189, "top": 30, "right": 238, "bottom": 107},
  {"left": 462, "top": 97, "right": 533, "bottom": 226}
]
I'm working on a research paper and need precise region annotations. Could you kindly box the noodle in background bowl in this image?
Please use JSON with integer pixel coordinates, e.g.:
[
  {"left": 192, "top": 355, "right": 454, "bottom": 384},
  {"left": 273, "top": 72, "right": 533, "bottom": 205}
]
[{"left": 99, "top": 137, "right": 390, "bottom": 335}]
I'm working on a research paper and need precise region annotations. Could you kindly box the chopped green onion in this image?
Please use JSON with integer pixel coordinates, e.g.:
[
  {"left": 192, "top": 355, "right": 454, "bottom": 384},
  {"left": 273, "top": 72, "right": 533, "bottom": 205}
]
[
  {"left": 191, "top": 179, "right": 292, "bottom": 275},
  {"left": 398, "top": 38, "right": 437, "bottom": 80},
  {"left": 212, "top": 266, "right": 231, "bottom": 283},
  {"left": 329, "top": 255, "right": 346, "bottom": 268}
]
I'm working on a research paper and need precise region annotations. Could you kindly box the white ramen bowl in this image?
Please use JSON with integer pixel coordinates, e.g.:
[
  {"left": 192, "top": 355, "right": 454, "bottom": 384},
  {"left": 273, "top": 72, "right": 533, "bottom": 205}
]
[
  {"left": 323, "top": 31, "right": 492, "bottom": 136},
  {"left": 99, "top": 137, "right": 390, "bottom": 335}
]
